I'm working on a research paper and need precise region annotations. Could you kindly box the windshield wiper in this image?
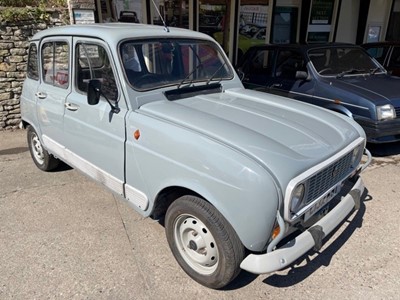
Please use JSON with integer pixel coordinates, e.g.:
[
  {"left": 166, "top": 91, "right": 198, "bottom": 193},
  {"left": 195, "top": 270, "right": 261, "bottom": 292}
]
[
  {"left": 177, "top": 63, "right": 204, "bottom": 89},
  {"left": 206, "top": 61, "right": 227, "bottom": 85},
  {"left": 369, "top": 67, "right": 381, "bottom": 75},
  {"left": 336, "top": 68, "right": 367, "bottom": 79}
]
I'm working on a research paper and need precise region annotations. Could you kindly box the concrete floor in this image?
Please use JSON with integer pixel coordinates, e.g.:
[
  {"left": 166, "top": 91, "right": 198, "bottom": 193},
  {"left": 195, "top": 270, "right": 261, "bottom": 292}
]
[{"left": 1, "top": 129, "right": 399, "bottom": 299}]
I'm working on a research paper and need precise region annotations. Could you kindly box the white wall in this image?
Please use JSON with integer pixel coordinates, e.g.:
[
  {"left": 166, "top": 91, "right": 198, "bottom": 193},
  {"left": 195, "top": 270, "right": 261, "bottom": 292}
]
[{"left": 335, "top": 0, "right": 360, "bottom": 43}]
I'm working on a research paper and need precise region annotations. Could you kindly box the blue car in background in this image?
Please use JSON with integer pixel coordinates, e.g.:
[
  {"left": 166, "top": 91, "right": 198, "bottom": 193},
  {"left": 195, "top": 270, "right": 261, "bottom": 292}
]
[
  {"left": 236, "top": 43, "right": 400, "bottom": 143},
  {"left": 362, "top": 41, "right": 400, "bottom": 77}
]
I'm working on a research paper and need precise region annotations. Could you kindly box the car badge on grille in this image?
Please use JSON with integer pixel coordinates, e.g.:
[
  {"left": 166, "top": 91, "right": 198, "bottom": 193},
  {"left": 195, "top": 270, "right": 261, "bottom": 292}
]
[{"left": 332, "top": 166, "right": 339, "bottom": 178}]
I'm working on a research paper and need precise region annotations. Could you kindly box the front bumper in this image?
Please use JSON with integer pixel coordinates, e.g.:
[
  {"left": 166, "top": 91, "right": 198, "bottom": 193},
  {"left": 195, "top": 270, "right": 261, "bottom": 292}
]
[
  {"left": 240, "top": 175, "right": 365, "bottom": 274},
  {"left": 356, "top": 116, "right": 400, "bottom": 143}
]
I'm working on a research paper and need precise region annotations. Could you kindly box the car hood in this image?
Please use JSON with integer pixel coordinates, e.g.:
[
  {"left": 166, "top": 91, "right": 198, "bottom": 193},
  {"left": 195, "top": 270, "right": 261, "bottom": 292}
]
[
  {"left": 331, "top": 75, "right": 400, "bottom": 102},
  {"left": 139, "top": 88, "right": 364, "bottom": 187}
]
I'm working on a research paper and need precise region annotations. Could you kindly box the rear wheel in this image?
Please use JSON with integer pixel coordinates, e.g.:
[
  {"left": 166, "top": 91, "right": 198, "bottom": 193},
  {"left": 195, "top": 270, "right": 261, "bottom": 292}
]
[
  {"left": 165, "top": 195, "right": 245, "bottom": 289},
  {"left": 27, "top": 125, "right": 59, "bottom": 171}
]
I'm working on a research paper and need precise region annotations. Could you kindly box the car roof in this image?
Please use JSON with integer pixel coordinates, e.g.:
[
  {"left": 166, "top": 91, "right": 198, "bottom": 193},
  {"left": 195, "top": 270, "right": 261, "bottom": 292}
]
[
  {"left": 30, "top": 23, "right": 214, "bottom": 44},
  {"left": 361, "top": 41, "right": 400, "bottom": 47}
]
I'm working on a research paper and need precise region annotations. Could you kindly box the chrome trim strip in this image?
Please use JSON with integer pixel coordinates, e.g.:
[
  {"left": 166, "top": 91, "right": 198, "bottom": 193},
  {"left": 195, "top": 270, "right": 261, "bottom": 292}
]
[
  {"left": 283, "top": 137, "right": 364, "bottom": 221},
  {"left": 42, "top": 135, "right": 66, "bottom": 160},
  {"left": 287, "top": 90, "right": 369, "bottom": 110},
  {"left": 65, "top": 149, "right": 124, "bottom": 195},
  {"left": 361, "top": 148, "right": 372, "bottom": 172},
  {"left": 42, "top": 134, "right": 124, "bottom": 196}
]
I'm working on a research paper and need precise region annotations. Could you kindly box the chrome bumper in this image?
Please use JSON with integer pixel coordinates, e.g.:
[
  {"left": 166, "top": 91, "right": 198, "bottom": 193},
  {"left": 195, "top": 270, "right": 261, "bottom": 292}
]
[{"left": 240, "top": 175, "right": 365, "bottom": 274}]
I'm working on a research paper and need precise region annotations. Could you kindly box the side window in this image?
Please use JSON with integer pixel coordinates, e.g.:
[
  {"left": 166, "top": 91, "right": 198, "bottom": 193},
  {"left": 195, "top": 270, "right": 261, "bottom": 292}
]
[
  {"left": 275, "top": 50, "right": 305, "bottom": 79},
  {"left": 245, "top": 49, "right": 274, "bottom": 76},
  {"left": 389, "top": 46, "right": 400, "bottom": 68},
  {"left": 41, "top": 41, "right": 69, "bottom": 88},
  {"left": 366, "top": 46, "right": 389, "bottom": 64},
  {"left": 27, "top": 43, "right": 39, "bottom": 80},
  {"left": 76, "top": 43, "right": 118, "bottom": 101},
  {"left": 309, "top": 49, "right": 331, "bottom": 72}
]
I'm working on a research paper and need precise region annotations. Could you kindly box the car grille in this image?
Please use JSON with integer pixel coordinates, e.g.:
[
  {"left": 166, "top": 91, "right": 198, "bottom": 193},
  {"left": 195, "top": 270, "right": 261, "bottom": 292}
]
[
  {"left": 305, "top": 151, "right": 354, "bottom": 203},
  {"left": 395, "top": 107, "right": 400, "bottom": 118}
]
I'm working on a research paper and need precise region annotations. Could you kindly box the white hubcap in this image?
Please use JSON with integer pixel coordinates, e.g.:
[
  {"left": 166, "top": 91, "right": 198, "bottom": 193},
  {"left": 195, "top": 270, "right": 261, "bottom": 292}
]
[{"left": 174, "top": 214, "right": 219, "bottom": 275}]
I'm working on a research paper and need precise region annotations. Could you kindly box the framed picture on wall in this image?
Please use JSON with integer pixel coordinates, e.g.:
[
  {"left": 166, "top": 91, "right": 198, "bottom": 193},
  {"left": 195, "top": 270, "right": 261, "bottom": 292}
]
[
  {"left": 73, "top": 9, "right": 96, "bottom": 24},
  {"left": 367, "top": 25, "right": 381, "bottom": 42}
]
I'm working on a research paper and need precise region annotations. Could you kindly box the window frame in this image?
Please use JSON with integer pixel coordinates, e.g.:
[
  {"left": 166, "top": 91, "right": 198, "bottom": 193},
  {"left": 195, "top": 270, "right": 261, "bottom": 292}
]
[{"left": 74, "top": 41, "right": 119, "bottom": 102}]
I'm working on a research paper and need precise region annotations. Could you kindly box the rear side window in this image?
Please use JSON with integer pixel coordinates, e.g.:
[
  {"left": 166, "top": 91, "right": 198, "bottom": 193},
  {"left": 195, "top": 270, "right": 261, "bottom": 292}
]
[
  {"left": 243, "top": 49, "right": 274, "bottom": 76},
  {"left": 41, "top": 41, "right": 69, "bottom": 88},
  {"left": 27, "top": 43, "right": 39, "bottom": 80},
  {"left": 76, "top": 43, "right": 118, "bottom": 101},
  {"left": 275, "top": 50, "right": 305, "bottom": 79}
]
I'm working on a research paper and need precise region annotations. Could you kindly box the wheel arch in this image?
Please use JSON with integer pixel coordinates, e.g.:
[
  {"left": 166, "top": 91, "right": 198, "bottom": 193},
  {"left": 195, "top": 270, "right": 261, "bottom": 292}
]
[
  {"left": 151, "top": 186, "right": 204, "bottom": 223},
  {"left": 149, "top": 169, "right": 280, "bottom": 252},
  {"left": 21, "top": 120, "right": 30, "bottom": 129},
  {"left": 324, "top": 103, "right": 353, "bottom": 118}
]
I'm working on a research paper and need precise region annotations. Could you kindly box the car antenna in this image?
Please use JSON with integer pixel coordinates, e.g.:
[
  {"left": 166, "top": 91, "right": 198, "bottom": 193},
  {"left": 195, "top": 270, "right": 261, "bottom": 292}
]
[{"left": 151, "top": 0, "right": 170, "bottom": 32}]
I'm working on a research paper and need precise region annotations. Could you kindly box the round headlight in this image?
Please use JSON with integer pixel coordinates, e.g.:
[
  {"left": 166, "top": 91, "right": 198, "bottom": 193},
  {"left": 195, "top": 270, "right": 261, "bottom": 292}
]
[
  {"left": 290, "top": 184, "right": 305, "bottom": 212},
  {"left": 351, "top": 146, "right": 361, "bottom": 166}
]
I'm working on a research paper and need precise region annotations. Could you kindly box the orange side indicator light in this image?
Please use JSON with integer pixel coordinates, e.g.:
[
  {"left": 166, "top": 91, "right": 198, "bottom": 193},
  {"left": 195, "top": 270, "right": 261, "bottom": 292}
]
[
  {"left": 334, "top": 99, "right": 341, "bottom": 104},
  {"left": 272, "top": 225, "right": 281, "bottom": 240},
  {"left": 134, "top": 129, "right": 141, "bottom": 140}
]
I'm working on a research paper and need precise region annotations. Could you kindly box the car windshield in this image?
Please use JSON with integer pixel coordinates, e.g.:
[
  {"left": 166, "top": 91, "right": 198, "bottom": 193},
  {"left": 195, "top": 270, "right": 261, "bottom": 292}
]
[
  {"left": 308, "top": 47, "right": 385, "bottom": 77},
  {"left": 120, "top": 38, "right": 233, "bottom": 90}
]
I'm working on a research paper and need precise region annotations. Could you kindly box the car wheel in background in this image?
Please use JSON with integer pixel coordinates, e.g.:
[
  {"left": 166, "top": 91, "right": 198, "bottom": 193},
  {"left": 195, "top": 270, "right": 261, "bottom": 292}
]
[{"left": 27, "top": 125, "right": 59, "bottom": 171}]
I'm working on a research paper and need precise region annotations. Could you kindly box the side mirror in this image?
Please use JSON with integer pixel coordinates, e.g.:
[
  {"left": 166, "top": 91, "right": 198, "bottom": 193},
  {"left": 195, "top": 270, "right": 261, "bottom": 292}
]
[
  {"left": 87, "top": 79, "right": 101, "bottom": 105},
  {"left": 295, "top": 71, "right": 311, "bottom": 81},
  {"left": 237, "top": 68, "right": 245, "bottom": 81}
]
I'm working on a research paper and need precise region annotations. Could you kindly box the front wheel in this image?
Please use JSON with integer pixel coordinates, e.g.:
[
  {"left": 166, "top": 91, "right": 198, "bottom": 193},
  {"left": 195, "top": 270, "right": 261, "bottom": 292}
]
[
  {"left": 27, "top": 125, "right": 59, "bottom": 171},
  {"left": 165, "top": 195, "right": 245, "bottom": 289}
]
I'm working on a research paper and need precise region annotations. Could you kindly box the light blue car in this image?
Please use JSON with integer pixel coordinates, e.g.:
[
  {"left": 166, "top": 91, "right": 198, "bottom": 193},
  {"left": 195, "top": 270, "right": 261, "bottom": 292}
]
[{"left": 21, "top": 23, "right": 371, "bottom": 289}]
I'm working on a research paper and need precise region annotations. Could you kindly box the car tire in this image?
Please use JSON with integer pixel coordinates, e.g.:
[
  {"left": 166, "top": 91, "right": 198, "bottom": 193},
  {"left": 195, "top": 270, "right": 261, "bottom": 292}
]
[
  {"left": 27, "top": 125, "right": 59, "bottom": 171},
  {"left": 165, "top": 195, "right": 245, "bottom": 289}
]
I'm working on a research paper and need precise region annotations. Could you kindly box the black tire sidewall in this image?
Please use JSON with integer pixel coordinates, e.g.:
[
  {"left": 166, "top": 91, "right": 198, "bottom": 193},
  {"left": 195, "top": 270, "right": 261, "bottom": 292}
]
[{"left": 27, "top": 126, "right": 58, "bottom": 171}]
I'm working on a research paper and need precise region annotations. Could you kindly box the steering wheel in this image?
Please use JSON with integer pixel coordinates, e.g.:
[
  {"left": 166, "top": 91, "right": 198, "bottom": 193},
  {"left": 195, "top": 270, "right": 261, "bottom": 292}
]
[{"left": 319, "top": 68, "right": 333, "bottom": 75}]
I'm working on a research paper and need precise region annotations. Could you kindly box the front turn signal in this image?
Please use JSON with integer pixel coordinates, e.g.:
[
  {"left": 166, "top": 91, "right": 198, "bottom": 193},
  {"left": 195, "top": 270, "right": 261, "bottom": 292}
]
[{"left": 134, "top": 129, "right": 141, "bottom": 140}]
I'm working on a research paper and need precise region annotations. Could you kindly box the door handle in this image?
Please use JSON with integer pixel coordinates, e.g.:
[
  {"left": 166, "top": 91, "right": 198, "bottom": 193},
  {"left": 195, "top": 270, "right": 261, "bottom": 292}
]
[
  {"left": 270, "top": 83, "right": 282, "bottom": 88},
  {"left": 65, "top": 102, "right": 79, "bottom": 111},
  {"left": 35, "top": 92, "right": 47, "bottom": 99}
]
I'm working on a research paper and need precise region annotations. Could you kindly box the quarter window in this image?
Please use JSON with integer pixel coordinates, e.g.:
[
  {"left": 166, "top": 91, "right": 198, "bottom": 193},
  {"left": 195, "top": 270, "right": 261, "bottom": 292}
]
[
  {"left": 27, "top": 44, "right": 39, "bottom": 80},
  {"left": 41, "top": 41, "right": 69, "bottom": 88}
]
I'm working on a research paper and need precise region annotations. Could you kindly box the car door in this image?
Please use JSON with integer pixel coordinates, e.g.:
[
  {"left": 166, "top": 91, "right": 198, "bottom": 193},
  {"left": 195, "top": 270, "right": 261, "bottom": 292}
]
[
  {"left": 21, "top": 42, "right": 41, "bottom": 127},
  {"left": 62, "top": 37, "right": 128, "bottom": 196},
  {"left": 270, "top": 49, "right": 315, "bottom": 102},
  {"left": 36, "top": 37, "right": 72, "bottom": 146}
]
